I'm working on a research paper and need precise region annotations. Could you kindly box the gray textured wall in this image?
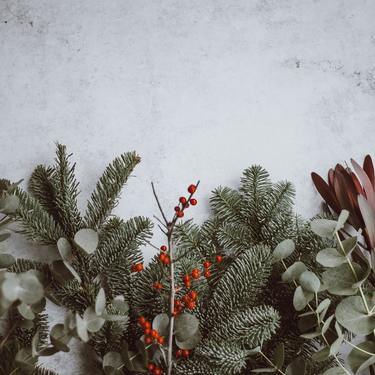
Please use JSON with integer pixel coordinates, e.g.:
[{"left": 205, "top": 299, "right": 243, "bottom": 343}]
[{"left": 1, "top": 1, "right": 374, "bottom": 373}]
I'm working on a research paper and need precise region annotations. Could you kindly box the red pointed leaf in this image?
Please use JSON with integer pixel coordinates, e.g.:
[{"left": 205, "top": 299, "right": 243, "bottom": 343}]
[
  {"left": 363, "top": 154, "right": 374, "bottom": 188},
  {"left": 351, "top": 158, "right": 375, "bottom": 210},
  {"left": 311, "top": 172, "right": 340, "bottom": 214},
  {"left": 350, "top": 172, "right": 365, "bottom": 196}
]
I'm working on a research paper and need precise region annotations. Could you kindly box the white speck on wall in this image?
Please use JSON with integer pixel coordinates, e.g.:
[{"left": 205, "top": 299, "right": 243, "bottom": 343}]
[{"left": 1, "top": 0, "right": 374, "bottom": 373}]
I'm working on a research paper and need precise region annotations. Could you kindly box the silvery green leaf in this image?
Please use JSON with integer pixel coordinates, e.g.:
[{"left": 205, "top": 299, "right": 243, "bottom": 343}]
[
  {"left": 31, "top": 297, "right": 46, "bottom": 314},
  {"left": 0, "top": 194, "right": 20, "bottom": 214},
  {"left": 358, "top": 195, "right": 375, "bottom": 248},
  {"left": 174, "top": 313, "right": 199, "bottom": 341},
  {"left": 329, "top": 334, "right": 344, "bottom": 356},
  {"left": 15, "top": 348, "right": 37, "bottom": 372},
  {"left": 285, "top": 357, "right": 306, "bottom": 375},
  {"left": 322, "top": 264, "right": 361, "bottom": 295},
  {"left": 282, "top": 262, "right": 307, "bottom": 282},
  {"left": 316, "top": 248, "right": 346, "bottom": 268},
  {"left": 83, "top": 307, "right": 105, "bottom": 332},
  {"left": 341, "top": 237, "right": 357, "bottom": 256},
  {"left": 273, "top": 343, "right": 284, "bottom": 369},
  {"left": 0, "top": 253, "right": 16, "bottom": 268},
  {"left": 348, "top": 340, "right": 375, "bottom": 374},
  {"left": 300, "top": 331, "right": 321, "bottom": 339},
  {"left": 352, "top": 259, "right": 371, "bottom": 289},
  {"left": 175, "top": 329, "right": 202, "bottom": 349},
  {"left": 251, "top": 368, "right": 276, "bottom": 373},
  {"left": 31, "top": 331, "right": 39, "bottom": 357},
  {"left": 322, "top": 368, "right": 347, "bottom": 375},
  {"left": 293, "top": 286, "right": 313, "bottom": 311},
  {"left": 152, "top": 313, "right": 169, "bottom": 337},
  {"left": 334, "top": 321, "right": 342, "bottom": 336},
  {"left": 103, "top": 351, "right": 123, "bottom": 375},
  {"left": 95, "top": 288, "right": 106, "bottom": 316},
  {"left": 50, "top": 323, "right": 71, "bottom": 352},
  {"left": 316, "top": 298, "right": 331, "bottom": 314},
  {"left": 0, "top": 232, "right": 10, "bottom": 242},
  {"left": 17, "top": 302, "right": 35, "bottom": 320},
  {"left": 2, "top": 275, "right": 20, "bottom": 301},
  {"left": 74, "top": 228, "right": 99, "bottom": 254},
  {"left": 336, "top": 210, "right": 349, "bottom": 231},
  {"left": 57, "top": 237, "right": 73, "bottom": 262},
  {"left": 272, "top": 239, "right": 295, "bottom": 263},
  {"left": 336, "top": 296, "right": 375, "bottom": 335},
  {"left": 18, "top": 271, "right": 44, "bottom": 304},
  {"left": 76, "top": 313, "right": 89, "bottom": 342},
  {"left": 299, "top": 271, "right": 320, "bottom": 293},
  {"left": 321, "top": 314, "right": 334, "bottom": 335},
  {"left": 311, "top": 219, "right": 337, "bottom": 238}
]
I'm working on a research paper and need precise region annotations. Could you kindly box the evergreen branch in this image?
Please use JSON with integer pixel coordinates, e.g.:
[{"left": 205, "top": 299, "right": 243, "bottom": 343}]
[
  {"left": 210, "top": 187, "right": 242, "bottom": 222},
  {"left": 15, "top": 188, "right": 64, "bottom": 244},
  {"left": 84, "top": 152, "right": 141, "bottom": 229},
  {"left": 51, "top": 143, "right": 82, "bottom": 237}
]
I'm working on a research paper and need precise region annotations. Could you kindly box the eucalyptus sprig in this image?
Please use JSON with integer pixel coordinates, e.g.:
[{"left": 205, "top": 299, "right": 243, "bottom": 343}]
[{"left": 273, "top": 210, "right": 375, "bottom": 375}]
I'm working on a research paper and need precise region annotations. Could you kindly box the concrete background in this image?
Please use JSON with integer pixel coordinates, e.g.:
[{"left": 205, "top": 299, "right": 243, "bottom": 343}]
[{"left": 1, "top": 0, "right": 374, "bottom": 373}]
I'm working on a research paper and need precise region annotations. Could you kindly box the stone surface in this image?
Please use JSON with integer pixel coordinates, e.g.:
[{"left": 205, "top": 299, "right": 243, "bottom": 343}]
[{"left": 1, "top": 0, "right": 374, "bottom": 373}]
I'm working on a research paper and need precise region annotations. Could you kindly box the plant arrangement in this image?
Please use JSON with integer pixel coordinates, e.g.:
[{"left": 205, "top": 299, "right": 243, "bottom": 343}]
[{"left": 0, "top": 145, "right": 373, "bottom": 375}]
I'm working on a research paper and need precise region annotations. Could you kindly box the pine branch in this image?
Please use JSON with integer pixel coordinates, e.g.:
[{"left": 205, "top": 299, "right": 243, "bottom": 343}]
[
  {"left": 210, "top": 187, "right": 242, "bottom": 222},
  {"left": 84, "top": 152, "right": 141, "bottom": 229},
  {"left": 15, "top": 188, "right": 64, "bottom": 244},
  {"left": 51, "top": 144, "right": 82, "bottom": 237}
]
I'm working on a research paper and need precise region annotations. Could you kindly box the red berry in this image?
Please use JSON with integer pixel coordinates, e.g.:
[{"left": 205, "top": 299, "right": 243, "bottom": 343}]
[
  {"left": 174, "top": 299, "right": 182, "bottom": 307},
  {"left": 176, "top": 211, "right": 184, "bottom": 218},
  {"left": 189, "top": 290, "right": 198, "bottom": 300},
  {"left": 188, "top": 184, "right": 196, "bottom": 194},
  {"left": 186, "top": 300, "right": 196, "bottom": 310},
  {"left": 191, "top": 269, "right": 200, "bottom": 279},
  {"left": 144, "top": 321, "right": 151, "bottom": 329},
  {"left": 182, "top": 295, "right": 190, "bottom": 304},
  {"left": 185, "top": 203, "right": 190, "bottom": 208},
  {"left": 159, "top": 253, "right": 166, "bottom": 262},
  {"left": 144, "top": 328, "right": 151, "bottom": 335},
  {"left": 151, "top": 329, "right": 159, "bottom": 338},
  {"left": 203, "top": 261, "right": 211, "bottom": 269},
  {"left": 176, "top": 349, "right": 183, "bottom": 358},
  {"left": 162, "top": 255, "right": 171, "bottom": 265},
  {"left": 184, "top": 281, "right": 191, "bottom": 289},
  {"left": 154, "top": 367, "right": 162, "bottom": 375},
  {"left": 182, "top": 349, "right": 190, "bottom": 358},
  {"left": 133, "top": 263, "right": 143, "bottom": 272},
  {"left": 147, "top": 363, "right": 155, "bottom": 371},
  {"left": 153, "top": 282, "right": 163, "bottom": 290},
  {"left": 179, "top": 197, "right": 187, "bottom": 204},
  {"left": 190, "top": 198, "right": 197, "bottom": 206},
  {"left": 138, "top": 316, "right": 146, "bottom": 325},
  {"left": 157, "top": 336, "right": 165, "bottom": 345},
  {"left": 183, "top": 274, "right": 190, "bottom": 283},
  {"left": 216, "top": 255, "right": 223, "bottom": 263},
  {"left": 160, "top": 245, "right": 167, "bottom": 252},
  {"left": 145, "top": 336, "right": 153, "bottom": 345},
  {"left": 174, "top": 206, "right": 180, "bottom": 212},
  {"left": 204, "top": 270, "right": 211, "bottom": 278}
]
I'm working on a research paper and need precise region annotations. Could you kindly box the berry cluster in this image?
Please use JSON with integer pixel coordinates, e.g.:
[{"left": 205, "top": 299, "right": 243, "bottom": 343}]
[
  {"left": 176, "top": 349, "right": 190, "bottom": 359},
  {"left": 147, "top": 363, "right": 163, "bottom": 375},
  {"left": 173, "top": 289, "right": 198, "bottom": 315},
  {"left": 138, "top": 317, "right": 165, "bottom": 346},
  {"left": 174, "top": 184, "right": 198, "bottom": 218}
]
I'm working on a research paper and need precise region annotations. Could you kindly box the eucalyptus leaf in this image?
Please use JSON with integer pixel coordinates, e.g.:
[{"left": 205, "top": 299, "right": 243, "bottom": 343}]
[
  {"left": 322, "top": 368, "right": 347, "bottom": 375},
  {"left": 0, "top": 194, "right": 20, "bottom": 214},
  {"left": 341, "top": 236, "right": 357, "bottom": 256},
  {"left": 50, "top": 323, "right": 71, "bottom": 352},
  {"left": 18, "top": 271, "right": 44, "bottom": 304},
  {"left": 15, "top": 348, "right": 37, "bottom": 372},
  {"left": 0, "top": 232, "right": 11, "bottom": 242},
  {"left": 31, "top": 331, "right": 39, "bottom": 357},
  {"left": 300, "top": 331, "right": 321, "bottom": 339},
  {"left": 0, "top": 253, "right": 16, "bottom": 268},
  {"left": 335, "top": 296, "right": 375, "bottom": 335},
  {"left": 103, "top": 351, "right": 123, "bottom": 375},
  {"left": 299, "top": 271, "right": 320, "bottom": 293},
  {"left": 285, "top": 357, "right": 306, "bottom": 375},
  {"left": 74, "top": 228, "right": 99, "bottom": 254},
  {"left": 329, "top": 334, "right": 344, "bottom": 356},
  {"left": 272, "top": 239, "right": 295, "bottom": 263},
  {"left": 76, "top": 313, "right": 89, "bottom": 342},
  {"left": 251, "top": 368, "right": 277, "bottom": 373},
  {"left": 347, "top": 340, "right": 375, "bottom": 374},
  {"left": 282, "top": 262, "right": 307, "bottom": 282},
  {"left": 57, "top": 237, "right": 73, "bottom": 262},
  {"left": 152, "top": 313, "right": 169, "bottom": 337},
  {"left": 174, "top": 313, "right": 199, "bottom": 341},
  {"left": 311, "top": 346, "right": 330, "bottom": 362},
  {"left": 316, "top": 298, "right": 331, "bottom": 314},
  {"left": 336, "top": 210, "right": 349, "bottom": 231},
  {"left": 311, "top": 219, "right": 337, "bottom": 238},
  {"left": 293, "top": 286, "right": 313, "bottom": 311},
  {"left": 96, "top": 288, "right": 106, "bottom": 316},
  {"left": 316, "top": 248, "right": 346, "bottom": 268},
  {"left": 17, "top": 302, "right": 35, "bottom": 320},
  {"left": 321, "top": 314, "right": 334, "bottom": 335},
  {"left": 83, "top": 307, "right": 105, "bottom": 332},
  {"left": 175, "top": 329, "right": 202, "bottom": 349},
  {"left": 272, "top": 343, "right": 284, "bottom": 369},
  {"left": 322, "top": 263, "right": 361, "bottom": 295}
]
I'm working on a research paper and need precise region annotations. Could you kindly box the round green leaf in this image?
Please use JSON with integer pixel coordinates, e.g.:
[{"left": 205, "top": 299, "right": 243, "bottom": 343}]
[
  {"left": 336, "top": 296, "right": 375, "bottom": 335},
  {"left": 152, "top": 313, "right": 169, "bottom": 337},
  {"left": 95, "top": 288, "right": 106, "bottom": 316},
  {"left": 17, "top": 302, "right": 35, "bottom": 320},
  {"left": 322, "top": 368, "right": 347, "bottom": 375},
  {"left": 293, "top": 286, "right": 313, "bottom": 311},
  {"left": 0, "top": 194, "right": 20, "bottom": 214},
  {"left": 57, "top": 237, "right": 73, "bottom": 262},
  {"left": 316, "top": 298, "right": 331, "bottom": 314},
  {"left": 322, "top": 263, "right": 361, "bottom": 295},
  {"left": 76, "top": 313, "right": 89, "bottom": 342},
  {"left": 316, "top": 248, "right": 346, "bottom": 268},
  {"left": 74, "top": 228, "right": 99, "bottom": 254},
  {"left": 341, "top": 237, "right": 357, "bottom": 256},
  {"left": 174, "top": 313, "right": 199, "bottom": 341},
  {"left": 50, "top": 323, "right": 71, "bottom": 352},
  {"left": 84, "top": 307, "right": 105, "bottom": 332},
  {"left": 103, "top": 351, "right": 123, "bottom": 374},
  {"left": 1, "top": 275, "right": 20, "bottom": 301},
  {"left": 336, "top": 210, "right": 349, "bottom": 231},
  {"left": 312, "top": 346, "right": 330, "bottom": 362},
  {"left": 285, "top": 357, "right": 306, "bottom": 375},
  {"left": 175, "top": 329, "right": 202, "bottom": 350},
  {"left": 272, "top": 239, "right": 295, "bottom": 263},
  {"left": 18, "top": 271, "right": 44, "bottom": 304},
  {"left": 348, "top": 340, "right": 375, "bottom": 374},
  {"left": 311, "top": 219, "right": 337, "bottom": 238},
  {"left": 0, "top": 253, "right": 16, "bottom": 268},
  {"left": 282, "top": 262, "right": 307, "bottom": 282},
  {"left": 299, "top": 271, "right": 320, "bottom": 293}
]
